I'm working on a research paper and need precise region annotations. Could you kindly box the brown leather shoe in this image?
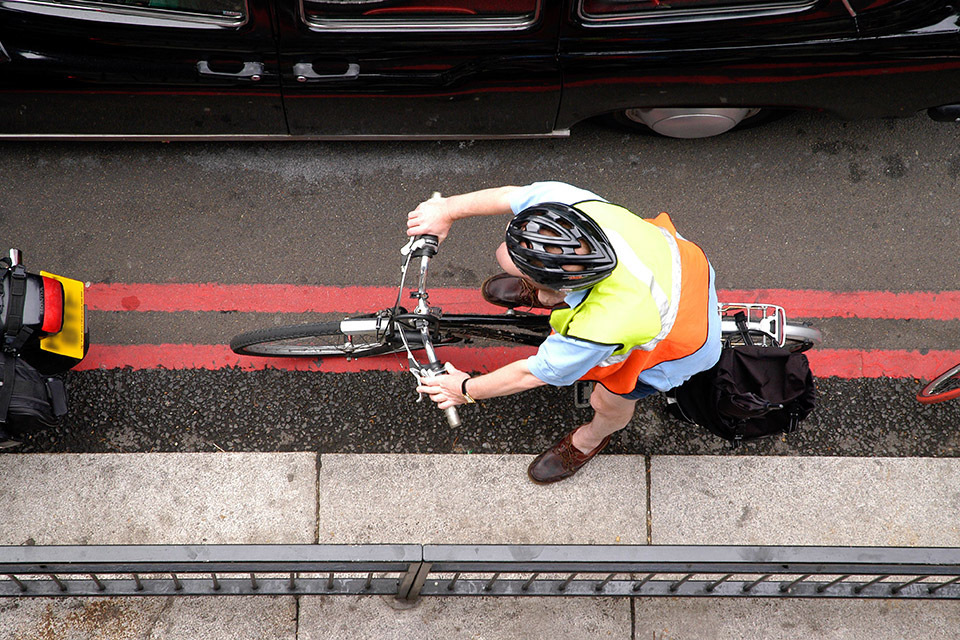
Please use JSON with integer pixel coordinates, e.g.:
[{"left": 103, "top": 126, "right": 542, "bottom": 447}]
[
  {"left": 527, "top": 428, "right": 612, "bottom": 485},
  {"left": 480, "top": 273, "right": 565, "bottom": 309}
]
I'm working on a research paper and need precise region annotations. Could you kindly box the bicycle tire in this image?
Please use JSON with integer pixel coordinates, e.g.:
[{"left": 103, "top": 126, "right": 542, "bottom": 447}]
[
  {"left": 720, "top": 320, "right": 821, "bottom": 353},
  {"left": 917, "top": 362, "right": 960, "bottom": 404},
  {"left": 782, "top": 322, "right": 822, "bottom": 353},
  {"left": 230, "top": 320, "right": 405, "bottom": 358}
]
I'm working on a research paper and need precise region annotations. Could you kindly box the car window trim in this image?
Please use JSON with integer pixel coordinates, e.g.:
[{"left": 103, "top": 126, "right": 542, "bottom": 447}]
[
  {"left": 299, "top": 0, "right": 541, "bottom": 32},
  {"left": 0, "top": 0, "right": 248, "bottom": 29},
  {"left": 575, "top": 0, "right": 818, "bottom": 27}
]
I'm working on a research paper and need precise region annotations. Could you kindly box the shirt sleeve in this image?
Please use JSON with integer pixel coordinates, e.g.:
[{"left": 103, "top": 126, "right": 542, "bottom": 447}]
[
  {"left": 508, "top": 182, "right": 607, "bottom": 214},
  {"left": 526, "top": 331, "right": 616, "bottom": 387}
]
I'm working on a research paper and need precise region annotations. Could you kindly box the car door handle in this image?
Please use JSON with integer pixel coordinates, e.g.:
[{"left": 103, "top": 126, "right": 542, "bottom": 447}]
[
  {"left": 196, "top": 61, "right": 264, "bottom": 81},
  {"left": 293, "top": 62, "right": 360, "bottom": 83}
]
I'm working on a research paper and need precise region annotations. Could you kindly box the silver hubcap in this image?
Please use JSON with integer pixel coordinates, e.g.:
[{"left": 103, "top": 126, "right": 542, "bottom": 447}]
[{"left": 624, "top": 108, "right": 761, "bottom": 138}]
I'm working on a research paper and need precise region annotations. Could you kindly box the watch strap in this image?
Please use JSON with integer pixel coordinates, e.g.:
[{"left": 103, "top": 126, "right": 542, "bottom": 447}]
[{"left": 460, "top": 377, "right": 476, "bottom": 404}]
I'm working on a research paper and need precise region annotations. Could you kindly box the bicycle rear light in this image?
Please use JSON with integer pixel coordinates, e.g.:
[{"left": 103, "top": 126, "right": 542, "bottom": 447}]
[
  {"left": 40, "top": 275, "right": 64, "bottom": 334},
  {"left": 1, "top": 266, "right": 66, "bottom": 338}
]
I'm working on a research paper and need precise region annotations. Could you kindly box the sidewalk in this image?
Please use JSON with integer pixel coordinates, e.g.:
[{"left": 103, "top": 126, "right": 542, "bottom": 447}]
[{"left": 0, "top": 452, "right": 957, "bottom": 639}]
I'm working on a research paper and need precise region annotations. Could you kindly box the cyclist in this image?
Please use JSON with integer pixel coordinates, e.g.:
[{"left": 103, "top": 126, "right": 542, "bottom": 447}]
[{"left": 408, "top": 182, "right": 721, "bottom": 484}]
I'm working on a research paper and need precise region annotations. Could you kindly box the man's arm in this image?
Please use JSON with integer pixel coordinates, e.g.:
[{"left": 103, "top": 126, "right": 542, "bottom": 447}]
[
  {"left": 406, "top": 186, "right": 520, "bottom": 242},
  {"left": 416, "top": 359, "right": 546, "bottom": 411}
]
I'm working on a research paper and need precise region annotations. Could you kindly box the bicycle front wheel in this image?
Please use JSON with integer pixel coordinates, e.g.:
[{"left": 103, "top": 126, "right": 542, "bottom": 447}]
[
  {"left": 917, "top": 362, "right": 960, "bottom": 404},
  {"left": 230, "top": 317, "right": 403, "bottom": 359}
]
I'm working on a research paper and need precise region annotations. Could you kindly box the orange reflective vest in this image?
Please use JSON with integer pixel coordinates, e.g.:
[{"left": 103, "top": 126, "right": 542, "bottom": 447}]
[{"left": 548, "top": 201, "right": 715, "bottom": 394}]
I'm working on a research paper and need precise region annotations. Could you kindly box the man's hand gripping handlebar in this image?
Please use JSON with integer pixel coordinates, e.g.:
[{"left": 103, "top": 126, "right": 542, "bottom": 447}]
[{"left": 398, "top": 215, "right": 463, "bottom": 428}]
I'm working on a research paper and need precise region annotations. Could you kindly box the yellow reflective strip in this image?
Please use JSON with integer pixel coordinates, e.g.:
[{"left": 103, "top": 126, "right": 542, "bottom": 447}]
[{"left": 38, "top": 271, "right": 85, "bottom": 360}]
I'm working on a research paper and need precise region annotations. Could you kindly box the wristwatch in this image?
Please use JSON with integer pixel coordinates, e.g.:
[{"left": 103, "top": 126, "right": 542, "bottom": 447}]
[{"left": 460, "top": 378, "right": 476, "bottom": 404}]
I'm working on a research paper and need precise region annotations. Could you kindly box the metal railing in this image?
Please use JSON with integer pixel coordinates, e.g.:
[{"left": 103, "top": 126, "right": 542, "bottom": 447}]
[{"left": 2, "top": 544, "right": 959, "bottom": 602}]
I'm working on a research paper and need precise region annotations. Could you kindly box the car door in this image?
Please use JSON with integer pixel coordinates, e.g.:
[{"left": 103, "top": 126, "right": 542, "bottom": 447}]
[
  {"left": 557, "top": 0, "right": 860, "bottom": 131},
  {"left": 275, "top": 0, "right": 562, "bottom": 137},
  {"left": 842, "top": 0, "right": 960, "bottom": 119},
  {"left": 0, "top": 0, "right": 284, "bottom": 138}
]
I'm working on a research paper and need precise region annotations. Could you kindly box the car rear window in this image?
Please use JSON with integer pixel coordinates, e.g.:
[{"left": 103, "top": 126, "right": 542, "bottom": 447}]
[{"left": 303, "top": 0, "right": 539, "bottom": 27}]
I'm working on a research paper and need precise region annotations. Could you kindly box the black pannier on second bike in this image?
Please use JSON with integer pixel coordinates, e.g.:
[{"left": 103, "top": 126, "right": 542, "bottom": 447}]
[
  {"left": 0, "top": 249, "right": 86, "bottom": 448},
  {"left": 666, "top": 312, "right": 816, "bottom": 448}
]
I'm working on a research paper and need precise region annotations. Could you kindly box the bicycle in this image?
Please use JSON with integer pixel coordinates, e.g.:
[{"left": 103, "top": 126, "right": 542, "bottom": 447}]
[
  {"left": 916, "top": 361, "right": 960, "bottom": 404},
  {"left": 230, "top": 234, "right": 822, "bottom": 425}
]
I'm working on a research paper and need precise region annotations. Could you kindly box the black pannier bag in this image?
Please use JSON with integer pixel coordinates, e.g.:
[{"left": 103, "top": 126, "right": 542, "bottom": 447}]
[
  {"left": 0, "top": 250, "right": 83, "bottom": 448},
  {"left": 666, "top": 344, "right": 816, "bottom": 448},
  {"left": 0, "top": 353, "right": 68, "bottom": 447}
]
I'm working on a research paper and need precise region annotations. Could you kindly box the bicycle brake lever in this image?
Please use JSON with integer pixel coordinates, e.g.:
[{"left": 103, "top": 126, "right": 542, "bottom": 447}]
[{"left": 409, "top": 359, "right": 427, "bottom": 403}]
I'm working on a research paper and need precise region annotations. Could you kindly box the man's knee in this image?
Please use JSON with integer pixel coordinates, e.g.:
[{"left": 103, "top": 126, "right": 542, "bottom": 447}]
[{"left": 590, "top": 385, "right": 636, "bottom": 418}]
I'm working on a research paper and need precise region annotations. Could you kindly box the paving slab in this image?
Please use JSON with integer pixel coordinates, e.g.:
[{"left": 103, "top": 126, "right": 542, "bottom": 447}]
[
  {"left": 298, "top": 595, "right": 627, "bottom": 640},
  {"left": 633, "top": 598, "right": 960, "bottom": 640},
  {"left": 315, "top": 453, "right": 648, "bottom": 544},
  {"left": 307, "top": 453, "right": 646, "bottom": 639},
  {"left": 650, "top": 456, "right": 960, "bottom": 545},
  {"left": 0, "top": 453, "right": 317, "bottom": 545},
  {"left": 634, "top": 456, "right": 960, "bottom": 640},
  {"left": 0, "top": 453, "right": 315, "bottom": 640},
  {"left": 0, "top": 596, "right": 297, "bottom": 640}
]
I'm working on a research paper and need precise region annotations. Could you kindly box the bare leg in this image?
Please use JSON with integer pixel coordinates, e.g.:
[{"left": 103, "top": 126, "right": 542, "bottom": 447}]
[{"left": 570, "top": 385, "right": 637, "bottom": 453}]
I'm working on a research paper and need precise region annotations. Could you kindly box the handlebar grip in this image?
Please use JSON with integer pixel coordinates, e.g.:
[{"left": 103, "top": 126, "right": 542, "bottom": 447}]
[
  {"left": 444, "top": 406, "right": 462, "bottom": 428},
  {"left": 411, "top": 234, "right": 439, "bottom": 258}
]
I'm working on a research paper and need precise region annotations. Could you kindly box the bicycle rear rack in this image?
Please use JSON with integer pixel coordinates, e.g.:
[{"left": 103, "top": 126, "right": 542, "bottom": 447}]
[{"left": 719, "top": 302, "right": 786, "bottom": 347}]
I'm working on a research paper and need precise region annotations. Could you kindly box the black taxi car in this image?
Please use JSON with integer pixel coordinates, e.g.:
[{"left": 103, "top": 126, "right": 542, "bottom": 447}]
[{"left": 1, "top": 0, "right": 959, "bottom": 139}]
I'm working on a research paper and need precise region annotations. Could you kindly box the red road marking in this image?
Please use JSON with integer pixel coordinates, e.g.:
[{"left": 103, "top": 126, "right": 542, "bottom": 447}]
[
  {"left": 85, "top": 284, "right": 960, "bottom": 320},
  {"left": 86, "top": 284, "right": 520, "bottom": 314},
  {"left": 721, "top": 289, "right": 960, "bottom": 321},
  {"left": 75, "top": 344, "right": 960, "bottom": 380},
  {"left": 77, "top": 284, "right": 959, "bottom": 378}
]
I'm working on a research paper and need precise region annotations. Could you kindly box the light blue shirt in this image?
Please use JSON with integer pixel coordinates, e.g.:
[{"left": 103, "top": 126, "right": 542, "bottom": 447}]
[
  {"left": 507, "top": 182, "right": 722, "bottom": 393},
  {"left": 508, "top": 181, "right": 606, "bottom": 213}
]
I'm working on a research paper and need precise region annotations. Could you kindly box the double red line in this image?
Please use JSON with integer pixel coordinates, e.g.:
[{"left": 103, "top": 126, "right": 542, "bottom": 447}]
[{"left": 79, "top": 284, "right": 960, "bottom": 380}]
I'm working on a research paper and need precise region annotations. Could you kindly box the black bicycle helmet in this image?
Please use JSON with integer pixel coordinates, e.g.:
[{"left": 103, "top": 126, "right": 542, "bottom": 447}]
[{"left": 505, "top": 202, "right": 617, "bottom": 291}]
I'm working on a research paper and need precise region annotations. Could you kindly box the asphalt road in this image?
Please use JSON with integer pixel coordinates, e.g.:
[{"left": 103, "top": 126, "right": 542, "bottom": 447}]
[{"left": 0, "top": 111, "right": 958, "bottom": 456}]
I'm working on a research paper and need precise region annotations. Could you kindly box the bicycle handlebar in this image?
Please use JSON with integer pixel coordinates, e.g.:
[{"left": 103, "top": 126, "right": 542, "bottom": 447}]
[{"left": 402, "top": 230, "right": 461, "bottom": 429}]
